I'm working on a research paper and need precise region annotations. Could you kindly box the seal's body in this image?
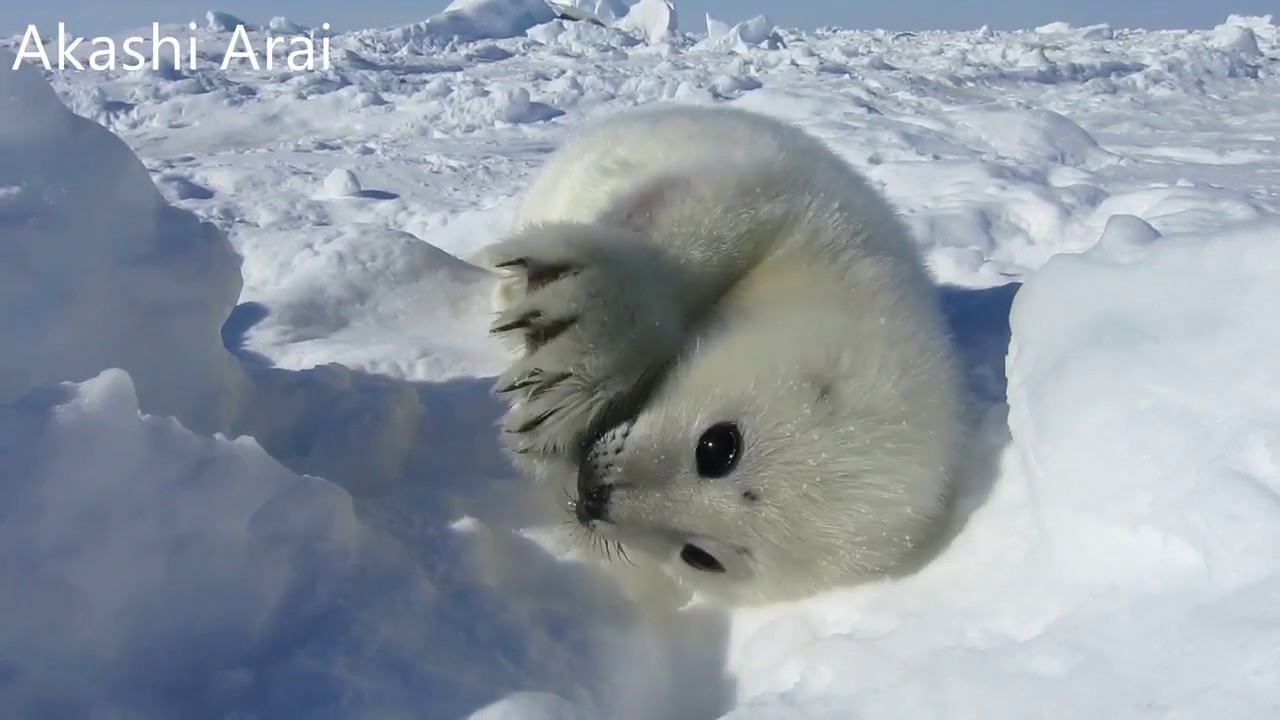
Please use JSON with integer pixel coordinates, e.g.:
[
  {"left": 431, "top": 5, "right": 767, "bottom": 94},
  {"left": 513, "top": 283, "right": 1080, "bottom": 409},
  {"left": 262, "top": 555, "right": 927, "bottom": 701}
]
[{"left": 473, "top": 104, "right": 962, "bottom": 605}]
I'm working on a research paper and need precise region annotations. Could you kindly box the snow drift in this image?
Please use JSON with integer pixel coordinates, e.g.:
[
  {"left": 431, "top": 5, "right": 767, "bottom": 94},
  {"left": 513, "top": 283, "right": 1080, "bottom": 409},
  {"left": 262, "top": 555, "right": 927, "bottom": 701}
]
[
  {"left": 3, "top": 10, "right": 1280, "bottom": 720},
  {"left": 0, "top": 49, "right": 246, "bottom": 436},
  {"left": 230, "top": 223, "right": 498, "bottom": 379},
  {"left": 715, "top": 222, "right": 1280, "bottom": 718},
  {"left": 615, "top": 0, "right": 679, "bottom": 44},
  {"left": 381, "top": 0, "right": 559, "bottom": 46},
  {"left": 358, "top": 0, "right": 678, "bottom": 48},
  {"left": 0, "top": 369, "right": 361, "bottom": 718}
]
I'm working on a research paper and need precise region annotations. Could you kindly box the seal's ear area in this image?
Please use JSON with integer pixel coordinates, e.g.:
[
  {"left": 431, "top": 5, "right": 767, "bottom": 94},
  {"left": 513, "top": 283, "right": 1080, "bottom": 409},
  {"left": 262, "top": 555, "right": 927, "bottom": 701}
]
[{"left": 602, "top": 173, "right": 697, "bottom": 234}]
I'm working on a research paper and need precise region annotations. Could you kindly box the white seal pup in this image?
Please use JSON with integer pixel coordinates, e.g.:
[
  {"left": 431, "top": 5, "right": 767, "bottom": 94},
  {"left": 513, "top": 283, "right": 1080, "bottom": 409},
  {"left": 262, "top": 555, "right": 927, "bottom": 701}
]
[{"left": 472, "top": 103, "right": 963, "bottom": 606}]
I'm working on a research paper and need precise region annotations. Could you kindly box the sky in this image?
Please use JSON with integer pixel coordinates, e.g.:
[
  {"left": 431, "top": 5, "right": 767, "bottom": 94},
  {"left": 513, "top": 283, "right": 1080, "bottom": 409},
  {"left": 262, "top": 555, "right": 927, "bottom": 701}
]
[{"left": 2, "top": 0, "right": 1275, "bottom": 39}]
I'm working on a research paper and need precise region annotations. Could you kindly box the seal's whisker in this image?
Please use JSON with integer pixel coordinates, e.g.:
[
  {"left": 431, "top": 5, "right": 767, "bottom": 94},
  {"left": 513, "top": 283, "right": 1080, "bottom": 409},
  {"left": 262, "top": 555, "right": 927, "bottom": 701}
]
[{"left": 616, "top": 543, "right": 637, "bottom": 567}]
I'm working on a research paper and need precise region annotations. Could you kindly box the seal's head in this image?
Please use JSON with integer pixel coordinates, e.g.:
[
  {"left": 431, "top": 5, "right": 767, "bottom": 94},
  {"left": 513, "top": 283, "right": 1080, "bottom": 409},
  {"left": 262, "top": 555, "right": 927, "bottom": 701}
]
[{"left": 569, "top": 302, "right": 959, "bottom": 605}]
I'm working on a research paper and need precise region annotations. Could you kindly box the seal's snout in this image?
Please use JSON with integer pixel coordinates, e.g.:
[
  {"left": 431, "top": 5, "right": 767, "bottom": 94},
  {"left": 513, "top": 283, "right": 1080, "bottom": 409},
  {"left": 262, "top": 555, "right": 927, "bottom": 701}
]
[
  {"left": 575, "top": 437, "right": 616, "bottom": 524},
  {"left": 576, "top": 482, "right": 612, "bottom": 523},
  {"left": 574, "top": 419, "right": 632, "bottom": 524}
]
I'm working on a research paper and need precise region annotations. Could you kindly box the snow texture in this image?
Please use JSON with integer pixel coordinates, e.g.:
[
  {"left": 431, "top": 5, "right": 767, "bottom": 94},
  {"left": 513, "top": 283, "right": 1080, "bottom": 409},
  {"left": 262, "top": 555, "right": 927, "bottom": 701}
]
[
  {"left": 616, "top": 0, "right": 679, "bottom": 44},
  {"left": 0, "top": 51, "right": 246, "bottom": 436},
  {"left": 2, "top": 6, "right": 1280, "bottom": 719},
  {"left": 205, "top": 10, "right": 252, "bottom": 32},
  {"left": 322, "top": 167, "right": 363, "bottom": 196},
  {"left": 548, "top": 0, "right": 633, "bottom": 24},
  {"left": 418, "top": 0, "right": 559, "bottom": 45},
  {"left": 700, "top": 15, "right": 783, "bottom": 53},
  {"left": 267, "top": 16, "right": 310, "bottom": 34}
]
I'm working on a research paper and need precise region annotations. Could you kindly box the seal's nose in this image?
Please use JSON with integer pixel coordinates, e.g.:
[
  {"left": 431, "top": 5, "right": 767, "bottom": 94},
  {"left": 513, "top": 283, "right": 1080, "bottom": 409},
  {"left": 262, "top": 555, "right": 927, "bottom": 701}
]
[
  {"left": 575, "top": 419, "right": 631, "bottom": 525},
  {"left": 576, "top": 482, "right": 612, "bottom": 523}
]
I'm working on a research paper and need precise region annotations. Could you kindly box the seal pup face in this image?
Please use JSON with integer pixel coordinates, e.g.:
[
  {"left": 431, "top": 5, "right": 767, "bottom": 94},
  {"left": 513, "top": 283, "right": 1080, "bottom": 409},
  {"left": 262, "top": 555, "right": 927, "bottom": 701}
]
[{"left": 571, "top": 305, "right": 954, "bottom": 604}]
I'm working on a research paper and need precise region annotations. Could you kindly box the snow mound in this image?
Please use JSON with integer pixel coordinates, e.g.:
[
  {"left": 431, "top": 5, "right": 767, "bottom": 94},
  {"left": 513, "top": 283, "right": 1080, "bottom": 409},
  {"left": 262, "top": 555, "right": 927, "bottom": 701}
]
[
  {"left": 705, "top": 13, "right": 731, "bottom": 40},
  {"left": 1209, "top": 23, "right": 1263, "bottom": 59},
  {"left": 701, "top": 14, "right": 784, "bottom": 52},
  {"left": 353, "top": 0, "right": 646, "bottom": 51},
  {"left": 949, "top": 107, "right": 1116, "bottom": 169},
  {"left": 1007, "top": 228, "right": 1280, "bottom": 608},
  {"left": 727, "top": 16, "right": 778, "bottom": 46},
  {"left": 717, "top": 222, "right": 1280, "bottom": 717},
  {"left": 1222, "top": 14, "right": 1277, "bottom": 45},
  {"left": 547, "top": 0, "right": 631, "bottom": 23},
  {"left": 0, "top": 368, "right": 690, "bottom": 719},
  {"left": 1034, "top": 21, "right": 1073, "bottom": 34},
  {"left": 0, "top": 369, "right": 360, "bottom": 719},
  {"left": 323, "top": 167, "right": 363, "bottom": 197},
  {"left": 438, "top": 85, "right": 565, "bottom": 129},
  {"left": 0, "top": 49, "right": 245, "bottom": 436},
  {"left": 229, "top": 223, "right": 499, "bottom": 381},
  {"left": 267, "top": 16, "right": 309, "bottom": 34},
  {"left": 206, "top": 10, "right": 252, "bottom": 32},
  {"left": 416, "top": 0, "right": 558, "bottom": 44},
  {"left": 616, "top": 0, "right": 678, "bottom": 44},
  {"left": 1089, "top": 185, "right": 1266, "bottom": 237},
  {"left": 156, "top": 172, "right": 216, "bottom": 201},
  {"left": 1093, "top": 213, "right": 1161, "bottom": 259},
  {"left": 1079, "top": 23, "right": 1114, "bottom": 40}
]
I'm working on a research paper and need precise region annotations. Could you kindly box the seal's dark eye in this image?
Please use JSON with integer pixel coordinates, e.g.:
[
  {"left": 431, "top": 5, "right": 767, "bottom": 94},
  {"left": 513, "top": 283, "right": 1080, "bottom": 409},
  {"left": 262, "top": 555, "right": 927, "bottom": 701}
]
[
  {"left": 695, "top": 422, "right": 741, "bottom": 478},
  {"left": 681, "top": 544, "right": 726, "bottom": 573}
]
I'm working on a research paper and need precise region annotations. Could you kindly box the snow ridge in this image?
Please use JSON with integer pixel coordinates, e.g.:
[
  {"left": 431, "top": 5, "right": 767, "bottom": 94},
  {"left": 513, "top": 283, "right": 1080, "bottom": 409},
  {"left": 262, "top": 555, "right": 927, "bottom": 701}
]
[{"left": 2, "top": 8, "right": 1280, "bottom": 719}]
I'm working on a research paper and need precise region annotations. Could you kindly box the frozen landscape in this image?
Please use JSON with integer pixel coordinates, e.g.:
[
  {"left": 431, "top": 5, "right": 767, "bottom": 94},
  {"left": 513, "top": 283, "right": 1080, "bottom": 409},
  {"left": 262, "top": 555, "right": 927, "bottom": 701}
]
[{"left": 2, "top": 1, "right": 1279, "bottom": 717}]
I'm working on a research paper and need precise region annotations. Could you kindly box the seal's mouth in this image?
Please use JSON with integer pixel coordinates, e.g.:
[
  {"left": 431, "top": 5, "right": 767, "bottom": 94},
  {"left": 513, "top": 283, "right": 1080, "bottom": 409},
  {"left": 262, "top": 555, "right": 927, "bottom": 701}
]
[
  {"left": 680, "top": 543, "right": 726, "bottom": 573},
  {"left": 571, "top": 356, "right": 677, "bottom": 528}
]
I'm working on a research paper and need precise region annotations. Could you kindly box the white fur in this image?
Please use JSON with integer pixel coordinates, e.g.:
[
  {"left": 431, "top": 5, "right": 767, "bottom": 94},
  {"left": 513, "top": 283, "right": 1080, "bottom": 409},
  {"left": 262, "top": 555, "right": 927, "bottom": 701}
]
[{"left": 472, "top": 104, "right": 963, "bottom": 606}]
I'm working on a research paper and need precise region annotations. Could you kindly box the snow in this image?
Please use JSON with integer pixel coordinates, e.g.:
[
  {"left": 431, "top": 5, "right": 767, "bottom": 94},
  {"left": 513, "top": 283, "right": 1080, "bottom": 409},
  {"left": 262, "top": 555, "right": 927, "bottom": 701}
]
[
  {"left": 616, "top": 0, "right": 679, "bottom": 44},
  {"left": 699, "top": 15, "right": 784, "bottom": 53},
  {"left": 1211, "top": 23, "right": 1263, "bottom": 58},
  {"left": 0, "top": 369, "right": 361, "bottom": 718},
  {"left": 1035, "top": 21, "right": 1075, "bottom": 35},
  {"left": 3, "top": 6, "right": 1280, "bottom": 719},
  {"left": 548, "top": 0, "right": 633, "bottom": 24},
  {"left": 205, "top": 10, "right": 252, "bottom": 32},
  {"left": 417, "top": 0, "right": 558, "bottom": 45},
  {"left": 268, "top": 16, "right": 310, "bottom": 35},
  {"left": 229, "top": 223, "right": 499, "bottom": 379},
  {"left": 705, "top": 14, "right": 731, "bottom": 42},
  {"left": 1079, "top": 23, "right": 1115, "bottom": 41},
  {"left": 322, "top": 167, "right": 363, "bottom": 196},
  {"left": 0, "top": 51, "right": 245, "bottom": 436}
]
